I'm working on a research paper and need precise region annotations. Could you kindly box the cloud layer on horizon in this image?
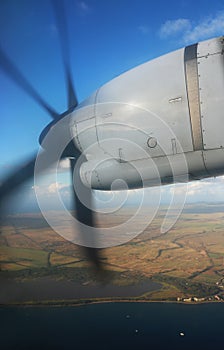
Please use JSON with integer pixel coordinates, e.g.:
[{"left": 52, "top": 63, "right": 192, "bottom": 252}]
[{"left": 159, "top": 11, "right": 224, "bottom": 44}]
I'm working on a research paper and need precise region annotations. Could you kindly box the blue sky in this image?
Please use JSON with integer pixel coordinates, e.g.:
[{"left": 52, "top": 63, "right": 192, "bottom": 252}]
[{"left": 1, "top": 0, "right": 224, "bottom": 209}]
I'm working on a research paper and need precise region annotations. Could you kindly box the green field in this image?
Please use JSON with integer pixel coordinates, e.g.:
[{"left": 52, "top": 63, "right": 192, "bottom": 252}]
[{"left": 0, "top": 203, "right": 224, "bottom": 304}]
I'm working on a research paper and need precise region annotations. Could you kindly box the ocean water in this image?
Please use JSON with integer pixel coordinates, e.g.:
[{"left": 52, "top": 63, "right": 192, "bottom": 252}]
[{"left": 1, "top": 302, "right": 224, "bottom": 350}]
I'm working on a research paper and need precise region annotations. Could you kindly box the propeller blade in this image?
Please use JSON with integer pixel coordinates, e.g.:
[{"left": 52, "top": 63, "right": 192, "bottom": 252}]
[
  {"left": 0, "top": 46, "right": 59, "bottom": 120},
  {"left": 51, "top": 0, "right": 78, "bottom": 110},
  {"left": 66, "top": 69, "right": 78, "bottom": 110},
  {"left": 0, "top": 154, "right": 37, "bottom": 202},
  {"left": 69, "top": 157, "right": 102, "bottom": 269},
  {"left": 0, "top": 151, "right": 57, "bottom": 202}
]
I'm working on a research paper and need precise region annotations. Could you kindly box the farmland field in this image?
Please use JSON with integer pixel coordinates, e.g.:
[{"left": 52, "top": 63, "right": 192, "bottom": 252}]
[{"left": 0, "top": 203, "right": 224, "bottom": 304}]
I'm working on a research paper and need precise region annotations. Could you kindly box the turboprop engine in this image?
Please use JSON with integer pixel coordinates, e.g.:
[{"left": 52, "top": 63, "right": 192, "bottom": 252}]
[{"left": 69, "top": 36, "right": 224, "bottom": 190}]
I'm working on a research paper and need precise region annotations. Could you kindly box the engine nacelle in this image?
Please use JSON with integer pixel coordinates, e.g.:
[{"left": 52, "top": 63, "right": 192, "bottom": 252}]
[{"left": 70, "top": 36, "right": 224, "bottom": 190}]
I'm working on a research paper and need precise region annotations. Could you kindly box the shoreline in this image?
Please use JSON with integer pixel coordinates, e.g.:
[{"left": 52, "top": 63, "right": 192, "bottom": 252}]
[{"left": 0, "top": 297, "right": 223, "bottom": 308}]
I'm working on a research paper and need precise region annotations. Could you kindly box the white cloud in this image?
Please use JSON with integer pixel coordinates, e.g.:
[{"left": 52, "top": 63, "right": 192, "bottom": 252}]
[
  {"left": 159, "top": 12, "right": 224, "bottom": 44},
  {"left": 179, "top": 176, "right": 224, "bottom": 202},
  {"left": 183, "top": 12, "right": 224, "bottom": 43},
  {"left": 48, "top": 182, "right": 68, "bottom": 194},
  {"left": 33, "top": 174, "right": 224, "bottom": 213},
  {"left": 139, "top": 176, "right": 224, "bottom": 204},
  {"left": 59, "top": 158, "right": 70, "bottom": 169},
  {"left": 34, "top": 181, "right": 70, "bottom": 196},
  {"left": 159, "top": 18, "right": 191, "bottom": 38}
]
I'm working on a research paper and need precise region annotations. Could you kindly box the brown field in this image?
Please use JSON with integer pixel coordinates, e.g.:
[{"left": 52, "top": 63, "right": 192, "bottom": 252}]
[{"left": 0, "top": 203, "right": 224, "bottom": 303}]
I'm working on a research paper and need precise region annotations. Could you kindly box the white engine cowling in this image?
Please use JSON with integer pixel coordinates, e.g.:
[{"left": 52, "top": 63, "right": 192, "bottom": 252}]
[{"left": 70, "top": 36, "right": 224, "bottom": 190}]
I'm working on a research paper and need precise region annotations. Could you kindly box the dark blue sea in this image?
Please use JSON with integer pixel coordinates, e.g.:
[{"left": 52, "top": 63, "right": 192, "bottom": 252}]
[{"left": 1, "top": 302, "right": 224, "bottom": 350}]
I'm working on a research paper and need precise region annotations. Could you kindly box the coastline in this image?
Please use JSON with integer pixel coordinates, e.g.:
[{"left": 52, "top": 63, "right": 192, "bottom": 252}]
[{"left": 1, "top": 296, "right": 223, "bottom": 308}]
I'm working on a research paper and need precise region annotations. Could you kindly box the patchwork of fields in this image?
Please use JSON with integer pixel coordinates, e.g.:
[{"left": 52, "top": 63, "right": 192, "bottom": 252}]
[{"left": 0, "top": 203, "right": 224, "bottom": 303}]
